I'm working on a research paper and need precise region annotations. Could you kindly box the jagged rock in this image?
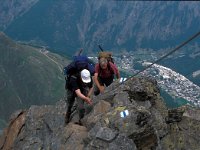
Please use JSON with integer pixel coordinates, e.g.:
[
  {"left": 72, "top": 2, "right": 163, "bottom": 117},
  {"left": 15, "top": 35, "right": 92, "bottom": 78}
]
[
  {"left": 0, "top": 110, "right": 26, "bottom": 150},
  {"left": 62, "top": 123, "right": 88, "bottom": 150},
  {"left": 160, "top": 111, "right": 200, "bottom": 149},
  {"left": 1, "top": 77, "right": 200, "bottom": 150},
  {"left": 95, "top": 127, "right": 117, "bottom": 142},
  {"left": 165, "top": 107, "right": 185, "bottom": 124},
  {"left": 83, "top": 100, "right": 111, "bottom": 129},
  {"left": 128, "top": 125, "right": 158, "bottom": 150},
  {"left": 113, "top": 91, "right": 132, "bottom": 107}
]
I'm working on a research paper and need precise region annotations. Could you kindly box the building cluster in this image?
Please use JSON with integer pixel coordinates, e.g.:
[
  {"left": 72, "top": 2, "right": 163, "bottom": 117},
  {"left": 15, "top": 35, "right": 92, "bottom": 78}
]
[{"left": 143, "top": 62, "right": 200, "bottom": 107}]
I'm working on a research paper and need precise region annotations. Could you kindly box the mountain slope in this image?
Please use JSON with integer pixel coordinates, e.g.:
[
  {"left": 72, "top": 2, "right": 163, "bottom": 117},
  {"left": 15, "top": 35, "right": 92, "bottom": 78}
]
[
  {"left": 0, "top": 32, "right": 66, "bottom": 127},
  {"left": 2, "top": 1, "right": 200, "bottom": 55},
  {"left": 0, "top": 0, "right": 39, "bottom": 30}
]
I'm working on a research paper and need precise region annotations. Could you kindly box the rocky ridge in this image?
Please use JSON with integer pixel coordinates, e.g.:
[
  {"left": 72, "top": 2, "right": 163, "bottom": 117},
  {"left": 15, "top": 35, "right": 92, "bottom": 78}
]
[{"left": 1, "top": 77, "right": 200, "bottom": 150}]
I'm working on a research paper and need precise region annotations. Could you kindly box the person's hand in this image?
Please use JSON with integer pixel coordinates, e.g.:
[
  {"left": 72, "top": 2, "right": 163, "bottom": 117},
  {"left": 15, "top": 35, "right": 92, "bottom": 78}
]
[
  {"left": 116, "top": 78, "right": 121, "bottom": 83},
  {"left": 99, "top": 86, "right": 105, "bottom": 93},
  {"left": 86, "top": 97, "right": 92, "bottom": 105}
]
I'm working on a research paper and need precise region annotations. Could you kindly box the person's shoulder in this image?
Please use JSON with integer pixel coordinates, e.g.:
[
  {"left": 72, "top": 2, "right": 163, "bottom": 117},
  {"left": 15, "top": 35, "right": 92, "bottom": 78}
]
[
  {"left": 95, "top": 63, "right": 100, "bottom": 71},
  {"left": 109, "top": 62, "right": 117, "bottom": 68},
  {"left": 95, "top": 63, "right": 100, "bottom": 67},
  {"left": 109, "top": 62, "right": 119, "bottom": 74}
]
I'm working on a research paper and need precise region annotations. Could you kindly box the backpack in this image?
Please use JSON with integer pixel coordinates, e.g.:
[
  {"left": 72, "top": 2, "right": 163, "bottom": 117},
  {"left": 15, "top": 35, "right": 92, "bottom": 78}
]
[
  {"left": 98, "top": 51, "right": 114, "bottom": 64},
  {"left": 63, "top": 55, "right": 95, "bottom": 89},
  {"left": 98, "top": 51, "right": 115, "bottom": 77}
]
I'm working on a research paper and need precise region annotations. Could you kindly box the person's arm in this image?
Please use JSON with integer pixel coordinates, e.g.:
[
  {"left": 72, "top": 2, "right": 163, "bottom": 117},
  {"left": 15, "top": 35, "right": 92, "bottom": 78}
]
[
  {"left": 87, "top": 87, "right": 93, "bottom": 97},
  {"left": 110, "top": 62, "right": 120, "bottom": 79},
  {"left": 116, "top": 70, "right": 120, "bottom": 79},
  {"left": 94, "top": 73, "right": 101, "bottom": 89},
  {"left": 94, "top": 73, "right": 105, "bottom": 93},
  {"left": 75, "top": 89, "right": 92, "bottom": 104}
]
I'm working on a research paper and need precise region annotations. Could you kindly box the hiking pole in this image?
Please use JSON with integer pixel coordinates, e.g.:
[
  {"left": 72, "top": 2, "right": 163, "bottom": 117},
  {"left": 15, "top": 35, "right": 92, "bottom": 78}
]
[
  {"left": 98, "top": 45, "right": 104, "bottom": 52},
  {"left": 75, "top": 48, "right": 83, "bottom": 56},
  {"left": 78, "top": 48, "right": 83, "bottom": 56}
]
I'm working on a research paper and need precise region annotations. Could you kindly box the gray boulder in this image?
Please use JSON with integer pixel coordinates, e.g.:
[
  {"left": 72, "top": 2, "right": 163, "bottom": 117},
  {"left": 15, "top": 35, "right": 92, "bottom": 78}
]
[{"left": 1, "top": 77, "right": 200, "bottom": 150}]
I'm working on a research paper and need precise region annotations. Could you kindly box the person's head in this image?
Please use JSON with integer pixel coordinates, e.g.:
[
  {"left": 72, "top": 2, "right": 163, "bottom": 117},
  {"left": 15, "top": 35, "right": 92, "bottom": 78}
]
[
  {"left": 80, "top": 69, "right": 91, "bottom": 83},
  {"left": 99, "top": 58, "right": 108, "bottom": 69}
]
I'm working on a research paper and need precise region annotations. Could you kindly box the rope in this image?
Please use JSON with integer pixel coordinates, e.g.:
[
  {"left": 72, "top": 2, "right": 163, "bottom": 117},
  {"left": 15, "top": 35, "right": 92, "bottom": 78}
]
[
  {"left": 101, "top": 30, "right": 200, "bottom": 95},
  {"left": 128, "top": 30, "right": 200, "bottom": 79}
]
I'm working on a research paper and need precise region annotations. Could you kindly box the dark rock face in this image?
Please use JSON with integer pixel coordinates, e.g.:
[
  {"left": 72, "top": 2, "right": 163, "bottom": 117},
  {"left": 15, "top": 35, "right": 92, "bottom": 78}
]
[{"left": 1, "top": 77, "right": 200, "bottom": 150}]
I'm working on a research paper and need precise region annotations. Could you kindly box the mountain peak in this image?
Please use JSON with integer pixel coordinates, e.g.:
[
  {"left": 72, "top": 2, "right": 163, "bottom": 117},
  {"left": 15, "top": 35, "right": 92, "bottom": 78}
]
[{"left": 1, "top": 77, "right": 200, "bottom": 149}]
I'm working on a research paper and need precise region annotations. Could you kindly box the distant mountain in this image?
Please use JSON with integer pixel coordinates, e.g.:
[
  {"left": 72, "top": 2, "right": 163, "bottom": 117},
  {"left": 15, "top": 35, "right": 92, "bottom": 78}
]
[
  {"left": 0, "top": 32, "right": 68, "bottom": 128},
  {"left": 0, "top": 1, "right": 200, "bottom": 55},
  {"left": 0, "top": 0, "right": 39, "bottom": 30}
]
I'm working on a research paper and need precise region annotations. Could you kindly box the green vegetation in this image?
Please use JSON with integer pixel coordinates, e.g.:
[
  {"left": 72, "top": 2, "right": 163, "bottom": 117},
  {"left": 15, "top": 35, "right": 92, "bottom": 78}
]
[{"left": 0, "top": 32, "right": 67, "bottom": 125}]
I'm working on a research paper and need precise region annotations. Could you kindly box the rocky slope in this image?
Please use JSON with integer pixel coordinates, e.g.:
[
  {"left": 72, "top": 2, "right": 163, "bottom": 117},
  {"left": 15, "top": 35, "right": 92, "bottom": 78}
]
[{"left": 1, "top": 77, "right": 200, "bottom": 150}]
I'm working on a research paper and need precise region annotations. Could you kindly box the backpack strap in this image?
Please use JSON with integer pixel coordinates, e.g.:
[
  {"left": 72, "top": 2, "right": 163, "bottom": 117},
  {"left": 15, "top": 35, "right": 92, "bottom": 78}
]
[
  {"left": 71, "top": 75, "right": 78, "bottom": 79},
  {"left": 65, "top": 74, "right": 78, "bottom": 90}
]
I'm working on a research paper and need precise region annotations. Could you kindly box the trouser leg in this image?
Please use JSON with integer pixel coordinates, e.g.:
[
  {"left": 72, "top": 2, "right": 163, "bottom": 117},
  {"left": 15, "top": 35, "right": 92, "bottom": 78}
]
[
  {"left": 65, "top": 89, "right": 75, "bottom": 124},
  {"left": 76, "top": 97, "right": 85, "bottom": 121}
]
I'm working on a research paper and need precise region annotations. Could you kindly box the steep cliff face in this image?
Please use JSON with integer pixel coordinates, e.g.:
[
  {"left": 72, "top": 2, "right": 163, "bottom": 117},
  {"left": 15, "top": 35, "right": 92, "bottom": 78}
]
[
  {"left": 1, "top": 77, "right": 200, "bottom": 150},
  {"left": 1, "top": 1, "right": 200, "bottom": 55},
  {"left": 0, "top": 0, "right": 39, "bottom": 30}
]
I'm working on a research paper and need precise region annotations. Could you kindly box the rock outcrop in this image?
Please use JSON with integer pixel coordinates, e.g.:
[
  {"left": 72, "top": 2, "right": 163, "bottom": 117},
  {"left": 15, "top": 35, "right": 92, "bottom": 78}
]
[{"left": 1, "top": 77, "right": 200, "bottom": 150}]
